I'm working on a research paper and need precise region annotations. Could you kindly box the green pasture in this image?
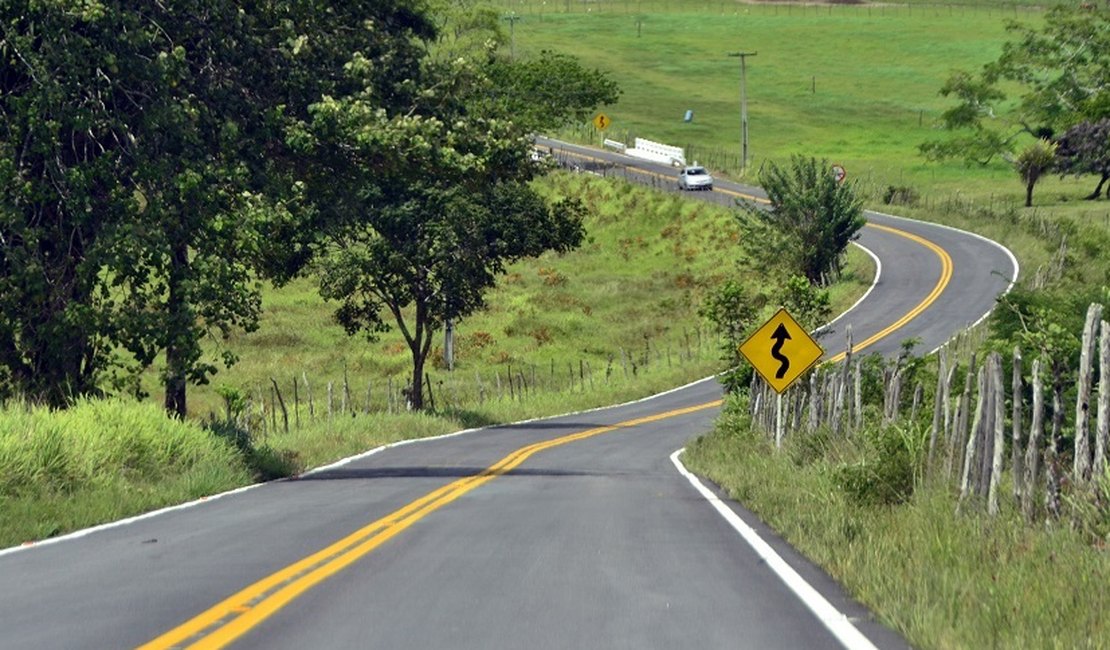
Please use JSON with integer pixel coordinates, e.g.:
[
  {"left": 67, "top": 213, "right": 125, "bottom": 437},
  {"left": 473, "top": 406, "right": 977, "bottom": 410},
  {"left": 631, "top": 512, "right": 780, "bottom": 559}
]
[
  {"left": 510, "top": 6, "right": 1019, "bottom": 187},
  {"left": 505, "top": 2, "right": 1110, "bottom": 293}
]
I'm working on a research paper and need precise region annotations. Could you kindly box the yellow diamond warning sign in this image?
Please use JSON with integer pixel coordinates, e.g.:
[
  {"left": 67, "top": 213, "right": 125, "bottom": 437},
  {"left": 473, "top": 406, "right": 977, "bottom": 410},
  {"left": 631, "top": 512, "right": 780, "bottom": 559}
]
[
  {"left": 739, "top": 308, "right": 824, "bottom": 394},
  {"left": 593, "top": 113, "right": 611, "bottom": 130}
]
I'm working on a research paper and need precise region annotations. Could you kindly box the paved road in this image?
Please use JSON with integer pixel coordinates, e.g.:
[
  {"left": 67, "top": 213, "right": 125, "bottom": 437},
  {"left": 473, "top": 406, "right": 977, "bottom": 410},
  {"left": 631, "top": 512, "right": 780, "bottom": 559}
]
[{"left": 0, "top": 142, "right": 1016, "bottom": 649}]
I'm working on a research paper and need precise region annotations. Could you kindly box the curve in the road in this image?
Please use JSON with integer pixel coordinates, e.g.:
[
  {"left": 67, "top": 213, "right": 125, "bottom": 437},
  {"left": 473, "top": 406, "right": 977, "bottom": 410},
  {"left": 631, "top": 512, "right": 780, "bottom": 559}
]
[{"left": 0, "top": 140, "right": 1016, "bottom": 650}]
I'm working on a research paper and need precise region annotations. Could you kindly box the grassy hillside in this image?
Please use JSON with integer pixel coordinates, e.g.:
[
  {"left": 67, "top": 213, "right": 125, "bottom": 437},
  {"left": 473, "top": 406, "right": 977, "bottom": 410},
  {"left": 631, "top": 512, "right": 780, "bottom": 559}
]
[{"left": 182, "top": 172, "right": 872, "bottom": 420}]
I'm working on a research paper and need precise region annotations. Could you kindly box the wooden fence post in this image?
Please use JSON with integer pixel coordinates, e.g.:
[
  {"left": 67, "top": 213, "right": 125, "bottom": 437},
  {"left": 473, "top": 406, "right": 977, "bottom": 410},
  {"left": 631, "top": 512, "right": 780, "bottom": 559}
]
[
  {"left": 988, "top": 353, "right": 1006, "bottom": 516},
  {"left": 961, "top": 364, "right": 987, "bottom": 500},
  {"left": 1046, "top": 370, "right": 1065, "bottom": 520},
  {"left": 807, "top": 371, "right": 819, "bottom": 432},
  {"left": 303, "top": 371, "right": 314, "bottom": 420},
  {"left": 1022, "top": 357, "right": 1044, "bottom": 521},
  {"left": 270, "top": 378, "right": 289, "bottom": 435},
  {"left": 269, "top": 384, "right": 277, "bottom": 433},
  {"left": 948, "top": 353, "right": 976, "bottom": 482},
  {"left": 1093, "top": 320, "right": 1110, "bottom": 481},
  {"left": 853, "top": 360, "right": 863, "bottom": 434},
  {"left": 833, "top": 325, "right": 852, "bottom": 436},
  {"left": 293, "top": 376, "right": 300, "bottom": 429},
  {"left": 342, "top": 361, "right": 351, "bottom": 415},
  {"left": 327, "top": 381, "right": 334, "bottom": 423},
  {"left": 1074, "top": 303, "right": 1103, "bottom": 485},
  {"left": 1011, "top": 346, "right": 1024, "bottom": 499},
  {"left": 928, "top": 346, "right": 948, "bottom": 471},
  {"left": 425, "top": 373, "right": 436, "bottom": 411}
]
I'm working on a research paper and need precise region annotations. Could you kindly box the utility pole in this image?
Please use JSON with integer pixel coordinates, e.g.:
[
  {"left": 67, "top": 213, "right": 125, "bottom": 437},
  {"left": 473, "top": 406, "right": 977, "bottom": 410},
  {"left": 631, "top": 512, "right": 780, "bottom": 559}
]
[
  {"left": 503, "top": 13, "right": 521, "bottom": 60},
  {"left": 727, "top": 51, "right": 757, "bottom": 173}
]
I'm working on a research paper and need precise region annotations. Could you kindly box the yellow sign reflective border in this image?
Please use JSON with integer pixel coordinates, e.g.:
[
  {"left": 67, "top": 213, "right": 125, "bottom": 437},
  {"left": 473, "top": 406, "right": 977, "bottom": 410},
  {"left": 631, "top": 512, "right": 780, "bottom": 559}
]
[{"left": 738, "top": 308, "right": 824, "bottom": 394}]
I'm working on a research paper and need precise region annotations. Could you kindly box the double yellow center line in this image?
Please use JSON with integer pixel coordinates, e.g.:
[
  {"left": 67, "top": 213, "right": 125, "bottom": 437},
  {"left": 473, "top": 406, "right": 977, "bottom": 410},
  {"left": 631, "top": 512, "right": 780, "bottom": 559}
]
[
  {"left": 143, "top": 149, "right": 955, "bottom": 648},
  {"left": 140, "top": 400, "right": 723, "bottom": 649}
]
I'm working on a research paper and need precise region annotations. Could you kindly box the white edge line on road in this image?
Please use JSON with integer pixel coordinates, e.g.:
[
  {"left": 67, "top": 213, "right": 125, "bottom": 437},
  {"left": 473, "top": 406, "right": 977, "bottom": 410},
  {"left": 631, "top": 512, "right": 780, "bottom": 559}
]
[
  {"left": 669, "top": 448, "right": 879, "bottom": 650},
  {"left": 0, "top": 374, "right": 722, "bottom": 557},
  {"left": 815, "top": 241, "right": 882, "bottom": 336}
]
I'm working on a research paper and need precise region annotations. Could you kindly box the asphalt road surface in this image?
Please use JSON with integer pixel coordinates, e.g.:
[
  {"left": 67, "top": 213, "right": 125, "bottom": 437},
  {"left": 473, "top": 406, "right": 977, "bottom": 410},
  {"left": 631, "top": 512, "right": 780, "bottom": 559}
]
[{"left": 0, "top": 141, "right": 1017, "bottom": 649}]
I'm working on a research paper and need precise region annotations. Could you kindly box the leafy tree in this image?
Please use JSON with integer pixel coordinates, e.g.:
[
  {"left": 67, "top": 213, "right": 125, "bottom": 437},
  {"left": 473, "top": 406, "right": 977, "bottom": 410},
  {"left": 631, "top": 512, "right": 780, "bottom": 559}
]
[
  {"left": 921, "top": 5, "right": 1110, "bottom": 168},
  {"left": 425, "top": 0, "right": 506, "bottom": 59},
  {"left": 989, "top": 5, "right": 1110, "bottom": 130},
  {"left": 919, "top": 71, "right": 1014, "bottom": 166},
  {"left": 0, "top": 1, "right": 433, "bottom": 414},
  {"left": 1014, "top": 139, "right": 1058, "bottom": 207},
  {"left": 779, "top": 274, "right": 831, "bottom": 334},
  {"left": 743, "top": 156, "right": 865, "bottom": 286},
  {"left": 292, "top": 56, "right": 599, "bottom": 410},
  {"left": 482, "top": 51, "right": 622, "bottom": 133},
  {"left": 1055, "top": 119, "right": 1110, "bottom": 200}
]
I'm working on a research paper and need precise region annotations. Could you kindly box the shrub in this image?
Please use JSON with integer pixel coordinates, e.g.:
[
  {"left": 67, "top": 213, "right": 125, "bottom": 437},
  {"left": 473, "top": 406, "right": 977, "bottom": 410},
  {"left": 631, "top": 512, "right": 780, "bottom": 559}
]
[
  {"left": 834, "top": 423, "right": 926, "bottom": 506},
  {"left": 0, "top": 399, "right": 245, "bottom": 497},
  {"left": 882, "top": 185, "right": 920, "bottom": 206}
]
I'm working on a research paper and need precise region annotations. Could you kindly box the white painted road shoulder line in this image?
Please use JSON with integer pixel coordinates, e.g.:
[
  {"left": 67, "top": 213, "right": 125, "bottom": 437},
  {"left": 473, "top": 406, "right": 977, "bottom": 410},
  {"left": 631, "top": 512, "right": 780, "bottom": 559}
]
[{"left": 670, "top": 448, "right": 879, "bottom": 650}]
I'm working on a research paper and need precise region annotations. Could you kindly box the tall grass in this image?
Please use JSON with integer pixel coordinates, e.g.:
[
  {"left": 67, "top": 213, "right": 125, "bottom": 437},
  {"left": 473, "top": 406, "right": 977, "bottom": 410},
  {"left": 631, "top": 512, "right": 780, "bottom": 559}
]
[
  {"left": 0, "top": 399, "right": 253, "bottom": 546},
  {"left": 684, "top": 400, "right": 1110, "bottom": 649}
]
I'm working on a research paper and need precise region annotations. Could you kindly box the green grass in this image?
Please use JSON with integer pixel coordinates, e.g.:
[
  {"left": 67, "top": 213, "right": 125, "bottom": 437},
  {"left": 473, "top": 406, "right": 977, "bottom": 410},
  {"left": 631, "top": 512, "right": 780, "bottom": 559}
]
[
  {"left": 181, "top": 171, "right": 859, "bottom": 420},
  {"left": 510, "top": 5, "right": 1019, "bottom": 181},
  {"left": 0, "top": 399, "right": 252, "bottom": 546},
  {"left": 504, "top": 4, "right": 1110, "bottom": 287},
  {"left": 684, "top": 402, "right": 1110, "bottom": 649}
]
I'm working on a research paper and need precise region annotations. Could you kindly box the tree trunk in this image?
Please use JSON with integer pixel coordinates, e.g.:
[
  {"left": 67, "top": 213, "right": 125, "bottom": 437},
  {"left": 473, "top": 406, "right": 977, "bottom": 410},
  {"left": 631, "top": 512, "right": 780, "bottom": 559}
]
[
  {"left": 1025, "top": 179, "right": 1035, "bottom": 207},
  {"left": 1085, "top": 173, "right": 1109, "bottom": 200},
  {"left": 163, "top": 238, "right": 190, "bottom": 419},
  {"left": 410, "top": 347, "right": 426, "bottom": 411}
]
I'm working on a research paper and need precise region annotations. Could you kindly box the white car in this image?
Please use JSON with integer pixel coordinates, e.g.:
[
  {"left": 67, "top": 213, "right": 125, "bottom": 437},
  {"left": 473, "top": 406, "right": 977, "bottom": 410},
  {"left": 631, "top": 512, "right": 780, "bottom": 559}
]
[{"left": 678, "top": 165, "right": 713, "bottom": 191}]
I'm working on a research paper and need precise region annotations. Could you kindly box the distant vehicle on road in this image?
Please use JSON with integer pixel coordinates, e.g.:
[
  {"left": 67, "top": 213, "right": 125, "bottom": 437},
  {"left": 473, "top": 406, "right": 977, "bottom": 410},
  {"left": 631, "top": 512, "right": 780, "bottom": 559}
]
[{"left": 678, "top": 165, "right": 713, "bottom": 191}]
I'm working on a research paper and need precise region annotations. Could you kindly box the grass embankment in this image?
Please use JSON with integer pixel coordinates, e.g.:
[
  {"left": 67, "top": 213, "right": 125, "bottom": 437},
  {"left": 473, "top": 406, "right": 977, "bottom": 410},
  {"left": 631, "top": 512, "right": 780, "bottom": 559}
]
[
  {"left": 1, "top": 172, "right": 875, "bottom": 548},
  {"left": 684, "top": 403, "right": 1110, "bottom": 649}
]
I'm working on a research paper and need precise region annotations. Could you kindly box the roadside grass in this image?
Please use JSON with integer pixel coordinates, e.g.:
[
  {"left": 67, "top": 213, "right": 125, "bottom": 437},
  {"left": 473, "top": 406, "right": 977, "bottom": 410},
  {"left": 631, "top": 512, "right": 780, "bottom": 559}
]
[
  {"left": 683, "top": 402, "right": 1110, "bottom": 649},
  {"left": 0, "top": 399, "right": 252, "bottom": 547}
]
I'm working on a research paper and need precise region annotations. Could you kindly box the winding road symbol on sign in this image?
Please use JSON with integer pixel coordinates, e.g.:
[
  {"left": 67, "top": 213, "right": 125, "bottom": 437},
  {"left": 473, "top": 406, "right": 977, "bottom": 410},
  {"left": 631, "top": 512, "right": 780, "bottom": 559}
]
[
  {"left": 739, "top": 308, "right": 824, "bottom": 394},
  {"left": 769, "top": 323, "right": 791, "bottom": 379}
]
